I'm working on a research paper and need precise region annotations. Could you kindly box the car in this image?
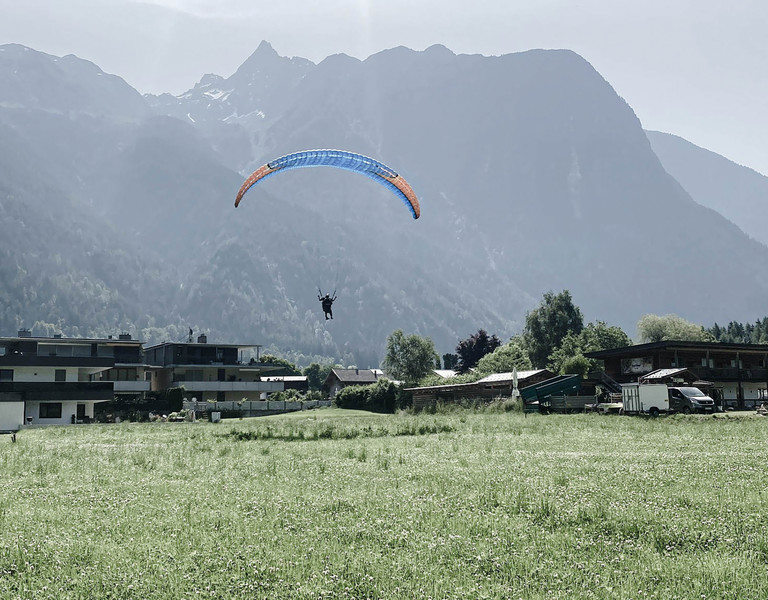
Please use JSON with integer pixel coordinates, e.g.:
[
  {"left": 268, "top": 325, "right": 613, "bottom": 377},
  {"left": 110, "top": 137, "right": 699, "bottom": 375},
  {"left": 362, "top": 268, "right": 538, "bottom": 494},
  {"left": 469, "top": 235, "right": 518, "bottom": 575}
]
[{"left": 668, "top": 387, "right": 716, "bottom": 414}]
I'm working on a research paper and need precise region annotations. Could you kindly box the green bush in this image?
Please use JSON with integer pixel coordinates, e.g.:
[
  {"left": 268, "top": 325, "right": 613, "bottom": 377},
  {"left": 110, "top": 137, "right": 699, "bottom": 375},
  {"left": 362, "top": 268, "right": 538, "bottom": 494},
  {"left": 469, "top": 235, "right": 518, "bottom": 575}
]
[
  {"left": 268, "top": 389, "right": 326, "bottom": 403},
  {"left": 333, "top": 380, "right": 406, "bottom": 413}
]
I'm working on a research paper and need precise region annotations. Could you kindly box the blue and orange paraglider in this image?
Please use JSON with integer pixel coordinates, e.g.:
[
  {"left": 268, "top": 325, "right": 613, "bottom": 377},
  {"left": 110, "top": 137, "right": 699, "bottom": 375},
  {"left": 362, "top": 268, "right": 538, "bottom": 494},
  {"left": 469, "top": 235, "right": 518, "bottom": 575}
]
[{"left": 234, "top": 149, "right": 420, "bottom": 219}]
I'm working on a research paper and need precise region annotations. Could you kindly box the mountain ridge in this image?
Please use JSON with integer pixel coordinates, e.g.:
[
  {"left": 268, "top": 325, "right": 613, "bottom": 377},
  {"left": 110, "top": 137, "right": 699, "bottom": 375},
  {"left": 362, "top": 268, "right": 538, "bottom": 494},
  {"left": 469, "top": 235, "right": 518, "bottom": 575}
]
[
  {"left": 1, "top": 42, "right": 766, "bottom": 365},
  {"left": 646, "top": 129, "right": 768, "bottom": 247}
]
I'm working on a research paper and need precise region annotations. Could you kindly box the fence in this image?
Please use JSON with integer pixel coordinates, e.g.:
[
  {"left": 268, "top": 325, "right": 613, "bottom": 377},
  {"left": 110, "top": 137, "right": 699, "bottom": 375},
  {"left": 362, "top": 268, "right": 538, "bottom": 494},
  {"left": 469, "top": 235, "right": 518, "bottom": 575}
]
[{"left": 183, "top": 399, "right": 332, "bottom": 417}]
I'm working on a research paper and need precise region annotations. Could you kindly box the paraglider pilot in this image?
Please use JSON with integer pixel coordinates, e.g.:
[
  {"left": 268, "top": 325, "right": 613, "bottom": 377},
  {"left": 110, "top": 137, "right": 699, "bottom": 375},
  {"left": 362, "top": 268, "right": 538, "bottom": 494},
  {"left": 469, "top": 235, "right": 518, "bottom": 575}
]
[{"left": 318, "top": 290, "right": 336, "bottom": 320}]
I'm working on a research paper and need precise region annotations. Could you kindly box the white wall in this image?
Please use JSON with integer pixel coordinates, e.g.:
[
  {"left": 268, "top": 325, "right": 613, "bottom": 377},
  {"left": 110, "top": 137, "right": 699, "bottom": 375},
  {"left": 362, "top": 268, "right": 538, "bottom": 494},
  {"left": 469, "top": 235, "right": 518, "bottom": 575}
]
[
  {"left": 24, "top": 401, "right": 95, "bottom": 426},
  {"left": 0, "top": 402, "right": 24, "bottom": 431},
  {"left": 742, "top": 384, "right": 768, "bottom": 403},
  {"left": 11, "top": 366, "right": 77, "bottom": 382}
]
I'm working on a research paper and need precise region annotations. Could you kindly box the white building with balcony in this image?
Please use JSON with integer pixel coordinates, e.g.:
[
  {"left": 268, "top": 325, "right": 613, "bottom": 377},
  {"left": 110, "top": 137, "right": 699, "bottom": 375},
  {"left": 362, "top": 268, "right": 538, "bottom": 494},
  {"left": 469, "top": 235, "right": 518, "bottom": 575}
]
[{"left": 0, "top": 330, "right": 144, "bottom": 431}]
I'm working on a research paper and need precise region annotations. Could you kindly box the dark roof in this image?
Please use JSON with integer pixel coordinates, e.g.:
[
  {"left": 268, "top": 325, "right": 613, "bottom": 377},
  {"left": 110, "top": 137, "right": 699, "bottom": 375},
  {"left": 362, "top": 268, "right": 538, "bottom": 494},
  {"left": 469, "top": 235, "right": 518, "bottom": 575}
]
[
  {"left": 584, "top": 340, "right": 768, "bottom": 359},
  {"left": 326, "top": 369, "right": 383, "bottom": 385},
  {"left": 143, "top": 341, "right": 257, "bottom": 351},
  {"left": 0, "top": 335, "right": 143, "bottom": 345}
]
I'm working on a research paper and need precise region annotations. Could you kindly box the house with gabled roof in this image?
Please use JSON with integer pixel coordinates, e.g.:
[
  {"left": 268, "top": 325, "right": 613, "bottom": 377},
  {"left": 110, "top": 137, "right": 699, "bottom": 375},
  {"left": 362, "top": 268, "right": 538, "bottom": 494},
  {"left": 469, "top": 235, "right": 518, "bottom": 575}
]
[{"left": 323, "top": 368, "right": 386, "bottom": 399}]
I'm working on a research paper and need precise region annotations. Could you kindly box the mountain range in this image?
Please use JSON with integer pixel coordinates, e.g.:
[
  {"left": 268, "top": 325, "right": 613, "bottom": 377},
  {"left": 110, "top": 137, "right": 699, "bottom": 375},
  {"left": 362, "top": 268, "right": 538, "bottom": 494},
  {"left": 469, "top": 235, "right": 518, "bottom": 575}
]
[{"left": 1, "top": 41, "right": 766, "bottom": 366}]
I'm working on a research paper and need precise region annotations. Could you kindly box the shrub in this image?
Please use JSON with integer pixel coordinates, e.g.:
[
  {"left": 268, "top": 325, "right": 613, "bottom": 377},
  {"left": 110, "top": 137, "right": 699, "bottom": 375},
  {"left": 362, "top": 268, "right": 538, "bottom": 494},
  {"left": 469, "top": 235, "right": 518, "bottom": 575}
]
[
  {"left": 333, "top": 384, "right": 372, "bottom": 411},
  {"left": 333, "top": 380, "right": 404, "bottom": 413}
]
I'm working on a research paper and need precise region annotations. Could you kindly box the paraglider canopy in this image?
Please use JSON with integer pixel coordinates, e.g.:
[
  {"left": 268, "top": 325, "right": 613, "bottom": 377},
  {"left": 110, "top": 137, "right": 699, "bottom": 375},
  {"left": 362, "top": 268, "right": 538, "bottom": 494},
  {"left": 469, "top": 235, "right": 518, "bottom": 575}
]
[{"left": 234, "top": 149, "right": 420, "bottom": 219}]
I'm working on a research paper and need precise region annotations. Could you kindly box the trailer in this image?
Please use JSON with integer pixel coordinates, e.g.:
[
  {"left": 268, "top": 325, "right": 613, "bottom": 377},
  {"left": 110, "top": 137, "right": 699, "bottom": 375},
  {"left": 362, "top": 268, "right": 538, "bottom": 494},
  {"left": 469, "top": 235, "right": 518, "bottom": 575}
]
[
  {"left": 621, "top": 383, "right": 669, "bottom": 417},
  {"left": 538, "top": 395, "right": 595, "bottom": 414},
  {"left": 521, "top": 374, "right": 581, "bottom": 402}
]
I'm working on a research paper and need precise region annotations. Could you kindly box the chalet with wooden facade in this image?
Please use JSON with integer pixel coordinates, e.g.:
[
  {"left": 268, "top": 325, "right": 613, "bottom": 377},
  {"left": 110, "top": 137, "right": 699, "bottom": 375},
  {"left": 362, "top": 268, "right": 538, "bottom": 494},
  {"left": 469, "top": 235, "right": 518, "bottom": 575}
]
[{"left": 585, "top": 341, "right": 768, "bottom": 409}]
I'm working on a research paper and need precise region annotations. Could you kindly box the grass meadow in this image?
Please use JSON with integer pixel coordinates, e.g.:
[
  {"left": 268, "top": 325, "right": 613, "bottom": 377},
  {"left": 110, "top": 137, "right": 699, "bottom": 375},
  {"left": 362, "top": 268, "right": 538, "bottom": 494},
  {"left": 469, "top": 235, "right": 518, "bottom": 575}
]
[{"left": 1, "top": 408, "right": 768, "bottom": 599}]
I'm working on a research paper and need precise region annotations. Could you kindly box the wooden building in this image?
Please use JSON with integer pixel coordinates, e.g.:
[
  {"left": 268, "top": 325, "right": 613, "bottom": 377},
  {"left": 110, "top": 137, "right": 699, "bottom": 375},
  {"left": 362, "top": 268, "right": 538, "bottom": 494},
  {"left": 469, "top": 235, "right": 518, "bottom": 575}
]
[
  {"left": 585, "top": 341, "right": 768, "bottom": 409},
  {"left": 405, "top": 369, "right": 554, "bottom": 410}
]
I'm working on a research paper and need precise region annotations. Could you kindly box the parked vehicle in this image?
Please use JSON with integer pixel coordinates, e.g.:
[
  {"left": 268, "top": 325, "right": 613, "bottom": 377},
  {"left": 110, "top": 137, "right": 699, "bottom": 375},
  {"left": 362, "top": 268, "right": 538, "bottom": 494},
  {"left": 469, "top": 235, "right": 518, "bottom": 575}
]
[
  {"left": 621, "top": 383, "right": 668, "bottom": 417},
  {"left": 667, "top": 386, "right": 716, "bottom": 414}
]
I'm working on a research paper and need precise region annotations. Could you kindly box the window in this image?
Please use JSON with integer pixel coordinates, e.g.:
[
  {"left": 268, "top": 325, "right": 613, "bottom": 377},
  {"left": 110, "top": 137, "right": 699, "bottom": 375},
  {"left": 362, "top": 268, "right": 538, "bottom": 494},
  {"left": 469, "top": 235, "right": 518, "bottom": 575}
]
[
  {"left": 0, "top": 369, "right": 13, "bottom": 382},
  {"left": 39, "top": 403, "right": 63, "bottom": 419},
  {"left": 183, "top": 370, "right": 204, "bottom": 381},
  {"left": 104, "top": 368, "right": 134, "bottom": 381},
  {"left": 55, "top": 369, "right": 66, "bottom": 382}
]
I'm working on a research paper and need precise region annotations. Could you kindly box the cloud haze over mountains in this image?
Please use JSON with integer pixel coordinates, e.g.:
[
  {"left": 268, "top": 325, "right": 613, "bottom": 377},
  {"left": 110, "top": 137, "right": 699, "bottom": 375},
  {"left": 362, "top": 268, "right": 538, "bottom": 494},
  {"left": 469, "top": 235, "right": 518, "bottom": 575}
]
[{"left": 1, "top": 42, "right": 765, "bottom": 365}]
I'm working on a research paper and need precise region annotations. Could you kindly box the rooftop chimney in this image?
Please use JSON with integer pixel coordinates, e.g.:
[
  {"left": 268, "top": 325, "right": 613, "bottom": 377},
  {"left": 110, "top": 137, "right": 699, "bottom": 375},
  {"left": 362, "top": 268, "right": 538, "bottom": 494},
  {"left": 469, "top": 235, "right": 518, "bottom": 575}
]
[
  {"left": 18, "top": 328, "right": 31, "bottom": 338},
  {"left": 119, "top": 333, "right": 132, "bottom": 340},
  {"left": 197, "top": 334, "right": 207, "bottom": 344}
]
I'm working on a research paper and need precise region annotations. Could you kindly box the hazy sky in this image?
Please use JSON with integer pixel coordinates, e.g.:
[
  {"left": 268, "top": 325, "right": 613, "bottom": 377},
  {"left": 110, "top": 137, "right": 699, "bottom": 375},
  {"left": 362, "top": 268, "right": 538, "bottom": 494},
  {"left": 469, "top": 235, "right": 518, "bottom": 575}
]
[{"left": 2, "top": 0, "right": 767, "bottom": 175}]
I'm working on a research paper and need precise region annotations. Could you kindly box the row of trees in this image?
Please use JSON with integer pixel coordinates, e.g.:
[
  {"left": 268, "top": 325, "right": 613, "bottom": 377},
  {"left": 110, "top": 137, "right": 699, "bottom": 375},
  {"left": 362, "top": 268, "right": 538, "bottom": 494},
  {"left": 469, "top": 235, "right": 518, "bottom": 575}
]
[
  {"left": 260, "top": 289, "right": 764, "bottom": 411},
  {"left": 380, "top": 290, "right": 737, "bottom": 387},
  {"left": 707, "top": 318, "right": 768, "bottom": 344}
]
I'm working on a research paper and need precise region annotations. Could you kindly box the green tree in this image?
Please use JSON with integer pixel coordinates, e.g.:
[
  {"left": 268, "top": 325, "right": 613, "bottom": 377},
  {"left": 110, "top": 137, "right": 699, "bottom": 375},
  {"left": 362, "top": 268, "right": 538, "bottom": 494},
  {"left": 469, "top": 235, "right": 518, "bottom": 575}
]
[
  {"left": 303, "top": 363, "right": 333, "bottom": 391},
  {"left": 523, "top": 290, "right": 584, "bottom": 368},
  {"left": 558, "top": 354, "right": 593, "bottom": 379},
  {"left": 548, "top": 321, "right": 632, "bottom": 374},
  {"left": 707, "top": 318, "right": 768, "bottom": 344},
  {"left": 259, "top": 354, "right": 301, "bottom": 375},
  {"left": 381, "top": 330, "right": 439, "bottom": 384},
  {"left": 475, "top": 336, "right": 532, "bottom": 376},
  {"left": 442, "top": 353, "right": 459, "bottom": 370},
  {"left": 637, "top": 314, "right": 715, "bottom": 343},
  {"left": 455, "top": 329, "right": 501, "bottom": 373}
]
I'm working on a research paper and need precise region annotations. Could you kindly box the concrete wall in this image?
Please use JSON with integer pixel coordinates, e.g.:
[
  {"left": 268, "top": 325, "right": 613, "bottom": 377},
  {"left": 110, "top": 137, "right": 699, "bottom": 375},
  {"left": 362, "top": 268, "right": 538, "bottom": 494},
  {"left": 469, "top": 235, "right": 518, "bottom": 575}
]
[
  {"left": 24, "top": 400, "right": 96, "bottom": 426},
  {"left": 183, "top": 399, "right": 332, "bottom": 415},
  {"left": 0, "top": 402, "right": 24, "bottom": 431},
  {"left": 9, "top": 366, "right": 79, "bottom": 382}
]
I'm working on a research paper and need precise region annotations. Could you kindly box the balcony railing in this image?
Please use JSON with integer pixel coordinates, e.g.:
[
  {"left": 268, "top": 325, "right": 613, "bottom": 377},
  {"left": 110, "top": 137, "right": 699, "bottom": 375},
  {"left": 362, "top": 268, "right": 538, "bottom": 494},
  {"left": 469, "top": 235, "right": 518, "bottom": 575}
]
[
  {"left": 691, "top": 367, "right": 768, "bottom": 381},
  {"left": 112, "top": 381, "right": 151, "bottom": 393},
  {"left": 0, "top": 355, "right": 114, "bottom": 368},
  {"left": 0, "top": 381, "right": 114, "bottom": 401},
  {"left": 171, "top": 381, "right": 283, "bottom": 392}
]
